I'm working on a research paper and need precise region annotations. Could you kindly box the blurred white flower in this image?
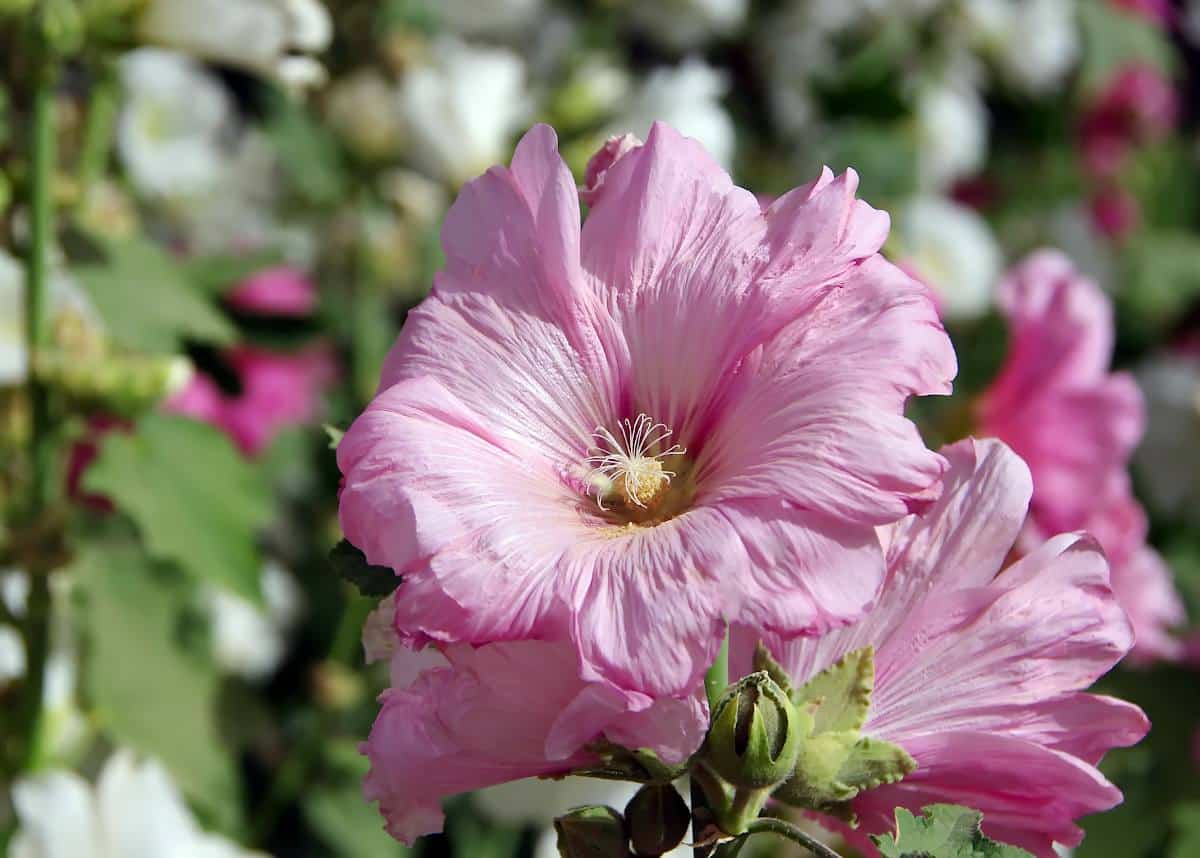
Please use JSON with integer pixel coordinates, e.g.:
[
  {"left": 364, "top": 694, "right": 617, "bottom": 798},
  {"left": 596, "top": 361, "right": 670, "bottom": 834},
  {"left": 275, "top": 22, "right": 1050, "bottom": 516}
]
[
  {"left": 117, "top": 49, "right": 234, "bottom": 199},
  {"left": 11, "top": 750, "right": 266, "bottom": 858},
  {"left": 325, "top": 70, "right": 404, "bottom": 161},
  {"left": 207, "top": 561, "right": 303, "bottom": 681},
  {"left": 630, "top": 0, "right": 748, "bottom": 50},
  {"left": 608, "top": 58, "right": 735, "bottom": 168},
  {"left": 436, "top": 0, "right": 544, "bottom": 40},
  {"left": 0, "top": 249, "right": 100, "bottom": 387},
  {"left": 398, "top": 37, "right": 532, "bottom": 186},
  {"left": 1135, "top": 352, "right": 1200, "bottom": 521},
  {"left": 891, "top": 196, "right": 1002, "bottom": 322},
  {"left": 962, "top": 0, "right": 1079, "bottom": 94},
  {"left": 915, "top": 79, "right": 988, "bottom": 190},
  {"left": 139, "top": 0, "right": 332, "bottom": 89},
  {"left": 381, "top": 169, "right": 449, "bottom": 229}
]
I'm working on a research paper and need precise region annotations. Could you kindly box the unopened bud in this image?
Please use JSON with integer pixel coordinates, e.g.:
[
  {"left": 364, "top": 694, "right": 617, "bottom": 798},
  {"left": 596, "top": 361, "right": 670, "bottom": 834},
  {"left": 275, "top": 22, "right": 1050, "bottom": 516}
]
[
  {"left": 553, "top": 805, "right": 630, "bottom": 858},
  {"left": 36, "top": 0, "right": 84, "bottom": 56},
  {"left": 704, "top": 671, "right": 801, "bottom": 790},
  {"left": 624, "top": 784, "right": 689, "bottom": 857}
]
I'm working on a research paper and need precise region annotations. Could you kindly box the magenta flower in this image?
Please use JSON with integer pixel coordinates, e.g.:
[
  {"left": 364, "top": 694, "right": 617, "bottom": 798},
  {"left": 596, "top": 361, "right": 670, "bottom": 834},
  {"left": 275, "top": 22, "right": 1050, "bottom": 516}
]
[
  {"left": 733, "top": 438, "right": 1148, "bottom": 857},
  {"left": 360, "top": 635, "right": 707, "bottom": 844},
  {"left": 1080, "top": 63, "right": 1178, "bottom": 179},
  {"left": 225, "top": 265, "right": 318, "bottom": 318},
  {"left": 337, "top": 123, "right": 956, "bottom": 697},
  {"left": 167, "top": 344, "right": 335, "bottom": 457},
  {"left": 978, "top": 250, "right": 1183, "bottom": 661}
]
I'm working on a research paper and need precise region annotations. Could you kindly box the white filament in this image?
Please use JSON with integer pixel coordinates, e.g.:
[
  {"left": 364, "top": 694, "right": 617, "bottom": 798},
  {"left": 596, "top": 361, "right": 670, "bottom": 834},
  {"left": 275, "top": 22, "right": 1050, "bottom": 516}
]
[{"left": 585, "top": 414, "right": 685, "bottom": 509}]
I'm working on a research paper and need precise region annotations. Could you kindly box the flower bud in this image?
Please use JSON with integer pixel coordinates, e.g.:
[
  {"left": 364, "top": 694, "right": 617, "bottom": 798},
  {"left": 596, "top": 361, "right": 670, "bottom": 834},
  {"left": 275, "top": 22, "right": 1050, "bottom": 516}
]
[
  {"left": 704, "top": 671, "right": 801, "bottom": 790},
  {"left": 624, "top": 784, "right": 689, "bottom": 857},
  {"left": 553, "top": 805, "right": 630, "bottom": 858}
]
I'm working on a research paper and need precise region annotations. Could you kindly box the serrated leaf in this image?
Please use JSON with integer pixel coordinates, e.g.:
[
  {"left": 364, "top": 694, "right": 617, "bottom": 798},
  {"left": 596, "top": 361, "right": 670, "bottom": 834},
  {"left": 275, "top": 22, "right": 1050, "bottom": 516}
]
[
  {"left": 75, "top": 238, "right": 236, "bottom": 352},
  {"left": 874, "top": 805, "right": 1034, "bottom": 858},
  {"left": 84, "top": 414, "right": 271, "bottom": 602},
  {"left": 776, "top": 730, "right": 914, "bottom": 813},
  {"left": 793, "top": 647, "right": 875, "bottom": 734},
  {"left": 76, "top": 544, "right": 241, "bottom": 829},
  {"left": 330, "top": 539, "right": 400, "bottom": 597}
]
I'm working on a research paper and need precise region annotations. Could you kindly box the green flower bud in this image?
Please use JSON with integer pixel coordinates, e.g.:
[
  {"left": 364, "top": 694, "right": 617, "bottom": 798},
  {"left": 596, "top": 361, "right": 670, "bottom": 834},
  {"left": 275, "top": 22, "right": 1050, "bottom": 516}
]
[
  {"left": 554, "top": 805, "right": 631, "bottom": 858},
  {"left": 624, "top": 784, "right": 690, "bottom": 857},
  {"left": 704, "top": 671, "right": 802, "bottom": 790}
]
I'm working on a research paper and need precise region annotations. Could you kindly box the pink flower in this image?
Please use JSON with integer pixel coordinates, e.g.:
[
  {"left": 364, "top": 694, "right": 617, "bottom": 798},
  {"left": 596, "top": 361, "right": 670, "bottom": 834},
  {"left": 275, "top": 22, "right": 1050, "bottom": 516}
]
[
  {"left": 733, "top": 438, "right": 1149, "bottom": 857},
  {"left": 1080, "top": 64, "right": 1178, "bottom": 179},
  {"left": 580, "top": 133, "right": 642, "bottom": 206},
  {"left": 979, "top": 252, "right": 1183, "bottom": 661},
  {"left": 167, "top": 344, "right": 335, "bottom": 457},
  {"left": 225, "top": 266, "right": 318, "bottom": 317},
  {"left": 1090, "top": 186, "right": 1140, "bottom": 241},
  {"left": 1110, "top": 0, "right": 1173, "bottom": 27},
  {"left": 337, "top": 123, "right": 956, "bottom": 698},
  {"left": 979, "top": 251, "right": 1143, "bottom": 536},
  {"left": 361, "top": 635, "right": 707, "bottom": 844}
]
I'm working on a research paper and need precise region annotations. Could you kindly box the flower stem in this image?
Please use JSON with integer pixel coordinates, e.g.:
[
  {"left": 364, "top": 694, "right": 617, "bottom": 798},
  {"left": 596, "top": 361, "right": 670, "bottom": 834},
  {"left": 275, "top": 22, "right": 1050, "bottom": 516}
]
[
  {"left": 16, "top": 44, "right": 59, "bottom": 775},
  {"left": 743, "top": 817, "right": 844, "bottom": 858},
  {"left": 704, "top": 627, "right": 729, "bottom": 711}
]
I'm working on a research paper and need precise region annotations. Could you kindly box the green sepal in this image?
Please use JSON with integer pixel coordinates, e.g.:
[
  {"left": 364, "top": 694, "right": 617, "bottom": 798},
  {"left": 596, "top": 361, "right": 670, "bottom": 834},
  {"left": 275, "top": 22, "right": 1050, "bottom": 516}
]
[
  {"left": 576, "top": 741, "right": 688, "bottom": 785},
  {"left": 752, "top": 640, "right": 793, "bottom": 695},
  {"left": 775, "top": 730, "right": 915, "bottom": 813},
  {"left": 792, "top": 646, "right": 875, "bottom": 734},
  {"left": 873, "top": 804, "right": 1034, "bottom": 858}
]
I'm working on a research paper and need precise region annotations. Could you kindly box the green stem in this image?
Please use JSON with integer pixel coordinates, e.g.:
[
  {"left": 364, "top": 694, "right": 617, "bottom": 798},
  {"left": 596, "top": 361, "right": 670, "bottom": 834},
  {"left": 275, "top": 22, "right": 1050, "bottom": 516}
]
[
  {"left": 704, "top": 627, "right": 729, "bottom": 711},
  {"left": 744, "top": 818, "right": 844, "bottom": 858},
  {"left": 17, "top": 49, "right": 58, "bottom": 775},
  {"left": 249, "top": 587, "right": 373, "bottom": 845},
  {"left": 76, "top": 61, "right": 118, "bottom": 205}
]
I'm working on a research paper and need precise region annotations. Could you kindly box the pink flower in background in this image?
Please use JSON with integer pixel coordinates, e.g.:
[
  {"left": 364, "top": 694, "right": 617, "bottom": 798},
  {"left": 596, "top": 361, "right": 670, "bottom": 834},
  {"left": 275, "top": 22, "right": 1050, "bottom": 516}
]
[
  {"left": 734, "top": 439, "right": 1148, "bottom": 857},
  {"left": 338, "top": 123, "right": 956, "bottom": 698},
  {"left": 979, "top": 250, "right": 1183, "bottom": 661},
  {"left": 167, "top": 344, "right": 335, "bottom": 456},
  {"left": 361, "top": 633, "right": 707, "bottom": 843},
  {"left": 1081, "top": 63, "right": 1178, "bottom": 179},
  {"left": 1090, "top": 186, "right": 1141, "bottom": 240},
  {"left": 1110, "top": 0, "right": 1173, "bottom": 27},
  {"left": 225, "top": 266, "right": 318, "bottom": 317},
  {"left": 579, "top": 133, "right": 641, "bottom": 206}
]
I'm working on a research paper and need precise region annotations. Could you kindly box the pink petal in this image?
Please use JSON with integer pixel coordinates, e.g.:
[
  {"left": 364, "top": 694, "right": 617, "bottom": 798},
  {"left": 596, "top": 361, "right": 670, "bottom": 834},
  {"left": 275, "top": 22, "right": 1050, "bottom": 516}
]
[{"left": 225, "top": 266, "right": 317, "bottom": 317}]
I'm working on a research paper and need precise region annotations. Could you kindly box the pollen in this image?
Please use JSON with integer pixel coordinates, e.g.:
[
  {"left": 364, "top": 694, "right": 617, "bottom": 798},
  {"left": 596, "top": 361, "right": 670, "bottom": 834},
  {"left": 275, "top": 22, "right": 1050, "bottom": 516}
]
[{"left": 585, "top": 414, "right": 685, "bottom": 511}]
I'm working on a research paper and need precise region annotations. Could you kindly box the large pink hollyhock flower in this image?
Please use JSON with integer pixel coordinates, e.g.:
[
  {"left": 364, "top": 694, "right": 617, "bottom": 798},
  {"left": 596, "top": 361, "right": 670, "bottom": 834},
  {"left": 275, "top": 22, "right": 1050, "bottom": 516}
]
[
  {"left": 225, "top": 266, "right": 317, "bottom": 318},
  {"left": 337, "top": 123, "right": 956, "bottom": 698},
  {"left": 359, "top": 626, "right": 707, "bottom": 844},
  {"left": 732, "top": 438, "right": 1149, "bottom": 858},
  {"left": 979, "top": 251, "right": 1143, "bottom": 536},
  {"left": 978, "top": 250, "right": 1184, "bottom": 660}
]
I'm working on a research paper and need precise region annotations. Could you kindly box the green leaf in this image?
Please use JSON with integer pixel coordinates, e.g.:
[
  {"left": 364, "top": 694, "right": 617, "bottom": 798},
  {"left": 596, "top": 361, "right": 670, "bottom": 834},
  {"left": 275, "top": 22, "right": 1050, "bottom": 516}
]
[
  {"left": 330, "top": 539, "right": 400, "bottom": 598},
  {"left": 75, "top": 238, "right": 236, "bottom": 352},
  {"left": 304, "top": 747, "right": 413, "bottom": 858},
  {"left": 1170, "top": 803, "right": 1200, "bottom": 858},
  {"left": 266, "top": 91, "right": 348, "bottom": 207},
  {"left": 180, "top": 251, "right": 284, "bottom": 297},
  {"left": 76, "top": 543, "right": 241, "bottom": 829},
  {"left": 793, "top": 646, "right": 874, "bottom": 734},
  {"left": 84, "top": 414, "right": 271, "bottom": 602},
  {"left": 874, "top": 805, "right": 1034, "bottom": 858},
  {"left": 1078, "top": 2, "right": 1174, "bottom": 94}
]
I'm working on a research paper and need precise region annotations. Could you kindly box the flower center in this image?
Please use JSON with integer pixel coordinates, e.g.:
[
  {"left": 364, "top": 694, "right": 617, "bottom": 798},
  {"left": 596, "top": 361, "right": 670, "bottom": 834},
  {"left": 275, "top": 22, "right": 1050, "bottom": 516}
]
[{"left": 585, "top": 414, "right": 685, "bottom": 513}]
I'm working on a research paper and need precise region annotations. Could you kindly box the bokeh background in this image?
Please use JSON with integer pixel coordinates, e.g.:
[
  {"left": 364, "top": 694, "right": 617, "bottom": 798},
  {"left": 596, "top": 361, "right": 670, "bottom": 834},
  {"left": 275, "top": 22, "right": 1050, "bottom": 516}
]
[{"left": 2, "top": 0, "right": 1200, "bottom": 856}]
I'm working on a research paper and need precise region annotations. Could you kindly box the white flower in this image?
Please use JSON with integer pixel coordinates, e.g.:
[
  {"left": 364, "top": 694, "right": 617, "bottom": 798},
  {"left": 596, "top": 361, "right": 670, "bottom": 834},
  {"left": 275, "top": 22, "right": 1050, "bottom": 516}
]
[
  {"left": 630, "top": 0, "right": 748, "bottom": 49},
  {"left": 435, "top": 0, "right": 544, "bottom": 40},
  {"left": 914, "top": 79, "right": 988, "bottom": 190},
  {"left": 138, "top": 0, "right": 332, "bottom": 89},
  {"left": 325, "top": 70, "right": 404, "bottom": 160},
  {"left": 1135, "top": 352, "right": 1200, "bottom": 521},
  {"left": 207, "top": 561, "right": 303, "bottom": 681},
  {"left": 11, "top": 750, "right": 266, "bottom": 858},
  {"left": 962, "top": 0, "right": 1079, "bottom": 94},
  {"left": 0, "top": 250, "right": 100, "bottom": 388},
  {"left": 398, "top": 37, "right": 532, "bottom": 186},
  {"left": 891, "top": 196, "right": 1002, "bottom": 322},
  {"left": 117, "top": 49, "right": 234, "bottom": 199},
  {"left": 608, "top": 58, "right": 735, "bottom": 168}
]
